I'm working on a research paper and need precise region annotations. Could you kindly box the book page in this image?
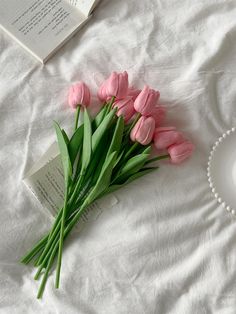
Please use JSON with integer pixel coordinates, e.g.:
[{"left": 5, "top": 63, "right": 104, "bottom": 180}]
[
  {"left": 23, "top": 143, "right": 118, "bottom": 232},
  {"left": 0, "top": 0, "right": 87, "bottom": 63},
  {"left": 69, "top": 0, "right": 102, "bottom": 16}
]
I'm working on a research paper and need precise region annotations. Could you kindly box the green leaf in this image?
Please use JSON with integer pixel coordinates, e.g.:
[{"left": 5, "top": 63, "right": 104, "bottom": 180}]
[
  {"left": 62, "top": 129, "right": 69, "bottom": 145},
  {"left": 93, "top": 106, "right": 107, "bottom": 129},
  {"left": 106, "top": 116, "right": 124, "bottom": 160},
  {"left": 114, "top": 150, "right": 125, "bottom": 168},
  {"left": 54, "top": 121, "right": 72, "bottom": 187},
  {"left": 91, "top": 146, "right": 108, "bottom": 185},
  {"left": 142, "top": 146, "right": 152, "bottom": 155},
  {"left": 113, "top": 151, "right": 151, "bottom": 184},
  {"left": 104, "top": 167, "right": 158, "bottom": 195},
  {"left": 92, "top": 108, "right": 116, "bottom": 152},
  {"left": 84, "top": 133, "right": 108, "bottom": 182},
  {"left": 85, "top": 151, "right": 117, "bottom": 204},
  {"left": 68, "top": 124, "right": 83, "bottom": 164},
  {"left": 81, "top": 108, "right": 92, "bottom": 174},
  {"left": 125, "top": 166, "right": 158, "bottom": 184}
]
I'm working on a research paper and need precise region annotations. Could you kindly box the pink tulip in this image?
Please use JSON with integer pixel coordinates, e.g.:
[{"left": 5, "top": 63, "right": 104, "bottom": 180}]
[
  {"left": 130, "top": 116, "right": 155, "bottom": 145},
  {"left": 113, "top": 97, "right": 135, "bottom": 122},
  {"left": 155, "top": 126, "right": 176, "bottom": 132},
  {"left": 168, "top": 141, "right": 195, "bottom": 164},
  {"left": 68, "top": 82, "right": 90, "bottom": 109},
  {"left": 149, "top": 106, "right": 166, "bottom": 126},
  {"left": 106, "top": 71, "right": 129, "bottom": 99},
  {"left": 154, "top": 127, "right": 184, "bottom": 150},
  {"left": 134, "top": 85, "right": 160, "bottom": 116},
  {"left": 97, "top": 81, "right": 108, "bottom": 102},
  {"left": 97, "top": 71, "right": 129, "bottom": 102},
  {"left": 127, "top": 86, "right": 141, "bottom": 101}
]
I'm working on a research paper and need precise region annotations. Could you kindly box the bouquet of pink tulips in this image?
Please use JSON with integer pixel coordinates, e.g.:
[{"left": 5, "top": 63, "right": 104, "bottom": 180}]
[{"left": 21, "top": 71, "right": 194, "bottom": 298}]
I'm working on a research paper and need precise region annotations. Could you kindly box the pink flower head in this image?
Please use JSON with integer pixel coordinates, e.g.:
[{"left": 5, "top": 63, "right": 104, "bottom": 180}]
[
  {"left": 68, "top": 82, "right": 90, "bottom": 109},
  {"left": 113, "top": 97, "right": 135, "bottom": 123},
  {"left": 154, "top": 127, "right": 184, "bottom": 150},
  {"left": 130, "top": 116, "right": 155, "bottom": 145},
  {"left": 134, "top": 85, "right": 160, "bottom": 116},
  {"left": 155, "top": 126, "right": 176, "bottom": 132},
  {"left": 168, "top": 141, "right": 195, "bottom": 164},
  {"left": 127, "top": 86, "right": 141, "bottom": 101},
  {"left": 106, "top": 71, "right": 129, "bottom": 99},
  {"left": 149, "top": 105, "right": 166, "bottom": 127},
  {"left": 97, "top": 81, "right": 108, "bottom": 102}
]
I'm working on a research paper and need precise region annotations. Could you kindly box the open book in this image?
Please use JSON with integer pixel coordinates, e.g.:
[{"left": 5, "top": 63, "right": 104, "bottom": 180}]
[{"left": 0, "top": 0, "right": 101, "bottom": 63}]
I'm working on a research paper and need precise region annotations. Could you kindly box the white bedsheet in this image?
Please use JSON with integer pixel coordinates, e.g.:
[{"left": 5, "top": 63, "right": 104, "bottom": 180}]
[{"left": 0, "top": 0, "right": 236, "bottom": 313}]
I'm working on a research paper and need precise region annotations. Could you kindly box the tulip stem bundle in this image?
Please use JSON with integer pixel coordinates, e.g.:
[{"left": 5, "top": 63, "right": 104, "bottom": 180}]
[{"left": 20, "top": 71, "right": 194, "bottom": 299}]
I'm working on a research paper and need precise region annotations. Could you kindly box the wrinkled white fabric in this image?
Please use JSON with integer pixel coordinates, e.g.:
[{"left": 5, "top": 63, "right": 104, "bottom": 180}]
[{"left": 0, "top": 0, "right": 236, "bottom": 313}]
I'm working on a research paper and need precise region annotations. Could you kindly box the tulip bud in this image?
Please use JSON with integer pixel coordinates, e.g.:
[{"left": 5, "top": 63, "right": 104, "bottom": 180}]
[
  {"left": 106, "top": 71, "right": 129, "bottom": 99},
  {"left": 154, "top": 127, "right": 184, "bottom": 150},
  {"left": 130, "top": 116, "right": 155, "bottom": 145},
  {"left": 134, "top": 85, "right": 160, "bottom": 116},
  {"left": 68, "top": 82, "right": 90, "bottom": 109},
  {"left": 149, "top": 105, "right": 166, "bottom": 127},
  {"left": 97, "top": 81, "right": 108, "bottom": 102},
  {"left": 127, "top": 86, "right": 141, "bottom": 101},
  {"left": 168, "top": 141, "right": 195, "bottom": 164},
  {"left": 113, "top": 97, "right": 135, "bottom": 123}
]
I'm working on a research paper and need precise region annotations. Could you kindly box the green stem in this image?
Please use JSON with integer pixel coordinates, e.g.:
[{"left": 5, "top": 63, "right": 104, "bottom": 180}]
[
  {"left": 34, "top": 232, "right": 60, "bottom": 280},
  {"left": 22, "top": 240, "right": 45, "bottom": 265},
  {"left": 34, "top": 201, "right": 78, "bottom": 273},
  {"left": 35, "top": 216, "right": 62, "bottom": 267},
  {"left": 35, "top": 177, "right": 88, "bottom": 269},
  {"left": 23, "top": 187, "right": 76, "bottom": 266},
  {"left": 22, "top": 185, "right": 77, "bottom": 266},
  {"left": 34, "top": 209, "right": 63, "bottom": 266},
  {"left": 146, "top": 154, "right": 169, "bottom": 165},
  {"left": 55, "top": 187, "right": 69, "bottom": 288},
  {"left": 68, "top": 174, "right": 84, "bottom": 208},
  {"left": 36, "top": 201, "right": 88, "bottom": 298},
  {"left": 105, "top": 96, "right": 115, "bottom": 115},
  {"left": 64, "top": 202, "right": 89, "bottom": 237},
  {"left": 37, "top": 242, "right": 59, "bottom": 299},
  {"left": 119, "top": 113, "right": 141, "bottom": 153},
  {"left": 35, "top": 191, "right": 88, "bottom": 281},
  {"left": 124, "top": 142, "right": 139, "bottom": 160},
  {"left": 127, "top": 113, "right": 141, "bottom": 134},
  {"left": 20, "top": 234, "right": 49, "bottom": 264},
  {"left": 74, "top": 106, "right": 81, "bottom": 131}
]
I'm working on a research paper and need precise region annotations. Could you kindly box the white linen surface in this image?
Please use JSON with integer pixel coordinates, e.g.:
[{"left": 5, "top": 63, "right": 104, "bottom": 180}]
[{"left": 0, "top": 0, "right": 236, "bottom": 313}]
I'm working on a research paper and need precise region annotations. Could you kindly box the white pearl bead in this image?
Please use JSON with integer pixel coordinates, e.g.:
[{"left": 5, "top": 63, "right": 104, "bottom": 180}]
[
  {"left": 226, "top": 206, "right": 231, "bottom": 211},
  {"left": 223, "top": 133, "right": 226, "bottom": 138},
  {"left": 212, "top": 188, "right": 215, "bottom": 193},
  {"left": 215, "top": 193, "right": 218, "bottom": 198},
  {"left": 222, "top": 202, "right": 226, "bottom": 207},
  {"left": 219, "top": 137, "right": 222, "bottom": 142},
  {"left": 232, "top": 127, "right": 235, "bottom": 132},
  {"left": 218, "top": 198, "right": 222, "bottom": 203},
  {"left": 227, "top": 130, "right": 231, "bottom": 135},
  {"left": 231, "top": 209, "right": 236, "bottom": 215},
  {"left": 209, "top": 183, "right": 213, "bottom": 188}
]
